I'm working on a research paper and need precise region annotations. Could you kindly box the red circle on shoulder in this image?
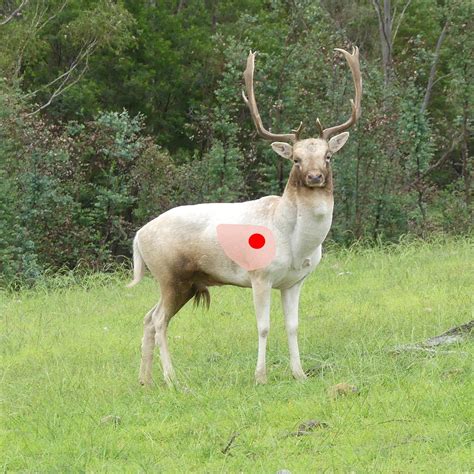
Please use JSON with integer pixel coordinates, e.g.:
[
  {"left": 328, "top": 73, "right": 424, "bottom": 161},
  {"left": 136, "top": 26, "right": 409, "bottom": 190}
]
[{"left": 248, "top": 233, "right": 265, "bottom": 249}]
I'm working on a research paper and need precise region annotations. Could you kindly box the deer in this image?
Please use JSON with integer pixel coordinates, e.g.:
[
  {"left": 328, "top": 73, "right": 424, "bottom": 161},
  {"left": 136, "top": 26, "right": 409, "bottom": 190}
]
[{"left": 128, "top": 46, "right": 362, "bottom": 386}]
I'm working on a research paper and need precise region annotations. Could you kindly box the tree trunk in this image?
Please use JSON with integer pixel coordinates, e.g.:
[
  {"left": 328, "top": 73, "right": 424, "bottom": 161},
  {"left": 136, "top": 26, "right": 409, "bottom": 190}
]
[
  {"left": 461, "top": 78, "right": 471, "bottom": 211},
  {"left": 175, "top": 0, "right": 187, "bottom": 14},
  {"left": 354, "top": 138, "right": 362, "bottom": 237},
  {"left": 373, "top": 0, "right": 393, "bottom": 85}
]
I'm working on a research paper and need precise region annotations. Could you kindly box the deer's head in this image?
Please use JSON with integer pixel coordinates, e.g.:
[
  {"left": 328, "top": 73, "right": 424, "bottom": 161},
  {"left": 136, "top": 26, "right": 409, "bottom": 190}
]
[{"left": 242, "top": 47, "right": 362, "bottom": 189}]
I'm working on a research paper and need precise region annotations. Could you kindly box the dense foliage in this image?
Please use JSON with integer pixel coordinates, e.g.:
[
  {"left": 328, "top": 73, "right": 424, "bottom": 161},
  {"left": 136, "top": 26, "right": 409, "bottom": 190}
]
[{"left": 0, "top": 0, "right": 472, "bottom": 284}]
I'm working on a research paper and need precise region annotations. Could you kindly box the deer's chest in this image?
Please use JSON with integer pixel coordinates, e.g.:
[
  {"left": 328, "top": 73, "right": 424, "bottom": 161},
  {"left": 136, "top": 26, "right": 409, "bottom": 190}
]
[
  {"left": 269, "top": 202, "right": 332, "bottom": 288},
  {"left": 270, "top": 245, "right": 322, "bottom": 289},
  {"left": 290, "top": 201, "right": 333, "bottom": 254}
]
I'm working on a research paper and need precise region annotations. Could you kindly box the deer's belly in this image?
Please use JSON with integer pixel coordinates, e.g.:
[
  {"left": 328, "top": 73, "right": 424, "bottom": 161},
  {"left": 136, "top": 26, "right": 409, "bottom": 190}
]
[{"left": 272, "top": 268, "right": 311, "bottom": 289}]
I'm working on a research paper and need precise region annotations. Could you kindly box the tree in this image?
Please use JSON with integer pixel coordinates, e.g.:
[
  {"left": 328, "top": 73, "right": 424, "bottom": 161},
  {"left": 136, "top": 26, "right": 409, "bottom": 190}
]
[{"left": 0, "top": 0, "right": 134, "bottom": 116}]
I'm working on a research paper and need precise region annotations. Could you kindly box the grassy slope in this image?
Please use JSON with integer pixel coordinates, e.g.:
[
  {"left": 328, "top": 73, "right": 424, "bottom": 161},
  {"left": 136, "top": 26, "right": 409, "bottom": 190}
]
[{"left": 1, "top": 239, "right": 473, "bottom": 472}]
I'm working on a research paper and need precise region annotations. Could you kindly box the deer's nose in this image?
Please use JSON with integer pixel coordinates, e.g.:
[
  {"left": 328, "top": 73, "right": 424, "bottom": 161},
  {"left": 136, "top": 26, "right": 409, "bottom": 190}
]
[{"left": 307, "top": 172, "right": 324, "bottom": 184}]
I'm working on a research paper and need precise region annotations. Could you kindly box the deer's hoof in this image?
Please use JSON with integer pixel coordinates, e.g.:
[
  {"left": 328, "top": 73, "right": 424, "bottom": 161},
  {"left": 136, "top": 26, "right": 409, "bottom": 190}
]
[
  {"left": 255, "top": 372, "right": 268, "bottom": 385},
  {"left": 292, "top": 370, "right": 308, "bottom": 382},
  {"left": 164, "top": 374, "right": 178, "bottom": 389}
]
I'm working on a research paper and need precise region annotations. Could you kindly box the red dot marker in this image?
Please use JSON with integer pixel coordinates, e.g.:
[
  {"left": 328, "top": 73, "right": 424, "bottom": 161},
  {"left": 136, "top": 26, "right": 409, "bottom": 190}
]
[
  {"left": 217, "top": 224, "right": 275, "bottom": 270},
  {"left": 248, "top": 233, "right": 265, "bottom": 249}
]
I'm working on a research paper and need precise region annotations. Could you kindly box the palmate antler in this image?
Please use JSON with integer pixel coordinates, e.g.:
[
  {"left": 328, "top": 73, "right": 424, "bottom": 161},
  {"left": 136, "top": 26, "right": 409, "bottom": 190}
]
[
  {"left": 243, "top": 47, "right": 362, "bottom": 142},
  {"left": 242, "top": 51, "right": 303, "bottom": 143},
  {"left": 318, "top": 47, "right": 362, "bottom": 140}
]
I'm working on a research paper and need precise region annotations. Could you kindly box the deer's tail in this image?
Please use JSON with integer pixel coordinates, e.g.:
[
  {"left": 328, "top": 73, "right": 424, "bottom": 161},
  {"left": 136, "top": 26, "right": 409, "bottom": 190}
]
[{"left": 127, "top": 235, "right": 146, "bottom": 288}]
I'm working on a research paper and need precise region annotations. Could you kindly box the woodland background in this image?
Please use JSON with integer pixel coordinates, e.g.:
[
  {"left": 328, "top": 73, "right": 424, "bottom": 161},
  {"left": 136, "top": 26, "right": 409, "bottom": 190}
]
[{"left": 0, "top": 0, "right": 471, "bottom": 285}]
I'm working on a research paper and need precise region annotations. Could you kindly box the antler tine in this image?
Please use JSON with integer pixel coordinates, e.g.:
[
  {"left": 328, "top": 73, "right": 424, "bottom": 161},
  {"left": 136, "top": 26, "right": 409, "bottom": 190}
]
[
  {"left": 243, "top": 51, "right": 300, "bottom": 143},
  {"left": 316, "top": 118, "right": 324, "bottom": 137},
  {"left": 292, "top": 121, "right": 304, "bottom": 139},
  {"left": 321, "top": 46, "right": 362, "bottom": 140}
]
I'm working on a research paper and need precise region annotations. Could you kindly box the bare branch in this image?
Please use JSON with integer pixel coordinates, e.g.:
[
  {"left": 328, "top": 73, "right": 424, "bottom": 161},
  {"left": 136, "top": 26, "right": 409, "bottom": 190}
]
[
  {"left": 31, "top": 0, "right": 48, "bottom": 30},
  {"left": 23, "top": 40, "right": 91, "bottom": 98},
  {"left": 392, "top": 0, "right": 413, "bottom": 43},
  {"left": 25, "top": 39, "right": 97, "bottom": 116},
  {"left": 25, "top": 62, "right": 87, "bottom": 116},
  {"left": 431, "top": 72, "right": 453, "bottom": 88},
  {"left": 420, "top": 135, "right": 461, "bottom": 178},
  {"left": 0, "top": 0, "right": 28, "bottom": 26},
  {"left": 22, "top": 65, "right": 78, "bottom": 99},
  {"left": 391, "top": 320, "right": 473, "bottom": 354},
  {"left": 36, "top": 0, "right": 68, "bottom": 33},
  {"left": 405, "top": 134, "right": 462, "bottom": 190},
  {"left": 421, "top": 20, "right": 449, "bottom": 114},
  {"left": 390, "top": 3, "right": 397, "bottom": 31},
  {"left": 221, "top": 432, "right": 239, "bottom": 455},
  {"left": 14, "top": 0, "right": 47, "bottom": 77},
  {"left": 13, "top": 1, "right": 68, "bottom": 78}
]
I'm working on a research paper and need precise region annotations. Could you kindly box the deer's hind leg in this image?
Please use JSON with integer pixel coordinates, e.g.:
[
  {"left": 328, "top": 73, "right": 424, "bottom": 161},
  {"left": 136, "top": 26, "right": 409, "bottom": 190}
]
[
  {"left": 148, "top": 280, "right": 195, "bottom": 387},
  {"left": 139, "top": 304, "right": 158, "bottom": 386}
]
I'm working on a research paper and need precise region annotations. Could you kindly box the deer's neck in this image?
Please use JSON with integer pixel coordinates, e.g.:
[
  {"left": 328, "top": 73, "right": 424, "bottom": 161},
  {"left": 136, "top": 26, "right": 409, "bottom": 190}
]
[{"left": 277, "top": 167, "right": 334, "bottom": 262}]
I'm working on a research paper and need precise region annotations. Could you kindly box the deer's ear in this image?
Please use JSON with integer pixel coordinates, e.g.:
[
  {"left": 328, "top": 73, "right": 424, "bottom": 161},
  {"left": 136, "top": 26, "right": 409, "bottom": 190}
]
[
  {"left": 271, "top": 142, "right": 293, "bottom": 160},
  {"left": 328, "top": 132, "right": 349, "bottom": 153}
]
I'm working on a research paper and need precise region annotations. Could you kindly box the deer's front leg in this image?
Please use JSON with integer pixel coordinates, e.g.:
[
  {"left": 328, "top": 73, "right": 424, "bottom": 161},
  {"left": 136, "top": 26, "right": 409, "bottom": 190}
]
[
  {"left": 251, "top": 279, "right": 272, "bottom": 385},
  {"left": 281, "top": 280, "right": 307, "bottom": 381}
]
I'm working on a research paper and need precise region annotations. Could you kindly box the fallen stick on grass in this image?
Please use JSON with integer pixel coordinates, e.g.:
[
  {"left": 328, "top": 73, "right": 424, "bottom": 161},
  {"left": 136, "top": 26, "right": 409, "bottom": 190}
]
[
  {"left": 391, "top": 320, "right": 473, "bottom": 354},
  {"left": 221, "top": 432, "right": 239, "bottom": 455}
]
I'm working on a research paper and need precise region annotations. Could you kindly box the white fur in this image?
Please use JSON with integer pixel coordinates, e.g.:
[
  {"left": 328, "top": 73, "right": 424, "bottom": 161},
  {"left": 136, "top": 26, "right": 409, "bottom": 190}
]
[{"left": 126, "top": 236, "right": 145, "bottom": 288}]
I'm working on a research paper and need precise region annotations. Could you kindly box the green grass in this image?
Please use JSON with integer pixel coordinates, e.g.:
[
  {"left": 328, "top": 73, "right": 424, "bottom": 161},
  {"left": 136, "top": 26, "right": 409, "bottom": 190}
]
[{"left": 1, "top": 238, "right": 473, "bottom": 472}]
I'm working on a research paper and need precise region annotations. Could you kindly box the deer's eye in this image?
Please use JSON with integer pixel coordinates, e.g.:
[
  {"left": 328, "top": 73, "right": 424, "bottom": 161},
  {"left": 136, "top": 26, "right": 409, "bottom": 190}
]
[{"left": 293, "top": 158, "right": 301, "bottom": 165}]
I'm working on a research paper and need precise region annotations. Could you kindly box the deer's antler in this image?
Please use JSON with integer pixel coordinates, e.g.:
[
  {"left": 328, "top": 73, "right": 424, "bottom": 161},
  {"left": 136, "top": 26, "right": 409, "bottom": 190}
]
[
  {"left": 318, "top": 47, "right": 362, "bottom": 139},
  {"left": 242, "top": 51, "right": 302, "bottom": 143}
]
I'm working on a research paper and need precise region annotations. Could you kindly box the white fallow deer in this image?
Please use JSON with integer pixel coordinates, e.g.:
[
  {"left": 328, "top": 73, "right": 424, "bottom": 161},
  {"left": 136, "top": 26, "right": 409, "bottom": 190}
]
[{"left": 128, "top": 47, "right": 362, "bottom": 386}]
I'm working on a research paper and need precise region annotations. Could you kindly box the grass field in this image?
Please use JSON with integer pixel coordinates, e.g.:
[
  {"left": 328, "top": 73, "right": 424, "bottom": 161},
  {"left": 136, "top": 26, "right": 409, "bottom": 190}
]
[{"left": 1, "top": 238, "right": 473, "bottom": 472}]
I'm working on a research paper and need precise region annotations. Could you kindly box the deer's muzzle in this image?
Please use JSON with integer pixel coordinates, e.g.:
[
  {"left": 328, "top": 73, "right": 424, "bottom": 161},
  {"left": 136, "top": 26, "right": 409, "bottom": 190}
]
[{"left": 306, "top": 172, "right": 325, "bottom": 187}]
